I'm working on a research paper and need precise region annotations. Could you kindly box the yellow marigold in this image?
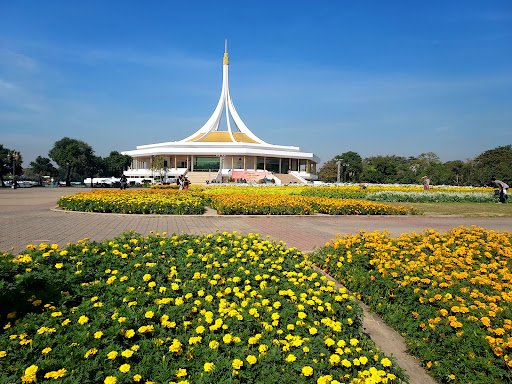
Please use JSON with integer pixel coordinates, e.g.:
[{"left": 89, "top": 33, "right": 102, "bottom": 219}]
[
  {"left": 204, "top": 362, "right": 215, "bottom": 372},
  {"left": 143, "top": 274, "right": 151, "bottom": 281},
  {"left": 84, "top": 348, "right": 98, "bottom": 358},
  {"left": 145, "top": 311, "right": 154, "bottom": 318},
  {"left": 44, "top": 368, "right": 67, "bottom": 379},
  {"left": 78, "top": 315, "right": 89, "bottom": 324},
  {"left": 107, "top": 351, "right": 118, "bottom": 360},
  {"left": 133, "top": 374, "right": 142, "bottom": 382},
  {"left": 94, "top": 331, "right": 103, "bottom": 339},
  {"left": 125, "top": 329, "right": 135, "bottom": 338},
  {"left": 104, "top": 376, "right": 117, "bottom": 384},
  {"left": 381, "top": 358, "right": 392, "bottom": 367},
  {"left": 119, "top": 364, "right": 130, "bottom": 373},
  {"left": 285, "top": 354, "right": 297, "bottom": 362},
  {"left": 121, "top": 349, "right": 134, "bottom": 358},
  {"left": 42, "top": 347, "right": 52, "bottom": 354},
  {"left": 232, "top": 359, "right": 244, "bottom": 369},
  {"left": 246, "top": 355, "right": 257, "bottom": 365},
  {"left": 0, "top": 351, "right": 6, "bottom": 358},
  {"left": 318, "top": 375, "right": 333, "bottom": 384},
  {"left": 302, "top": 366, "right": 313, "bottom": 376},
  {"left": 176, "top": 368, "right": 187, "bottom": 377}
]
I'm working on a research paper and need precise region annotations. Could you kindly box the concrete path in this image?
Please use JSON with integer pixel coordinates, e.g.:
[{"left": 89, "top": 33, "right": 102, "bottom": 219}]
[{"left": 1, "top": 187, "right": 510, "bottom": 384}]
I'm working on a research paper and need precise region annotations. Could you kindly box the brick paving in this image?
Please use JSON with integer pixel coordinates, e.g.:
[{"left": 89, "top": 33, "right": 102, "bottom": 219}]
[
  {"left": 1, "top": 187, "right": 510, "bottom": 255},
  {"left": 2, "top": 187, "right": 510, "bottom": 383}
]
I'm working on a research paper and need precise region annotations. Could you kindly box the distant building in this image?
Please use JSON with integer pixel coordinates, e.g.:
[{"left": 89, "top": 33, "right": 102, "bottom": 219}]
[{"left": 122, "top": 42, "right": 319, "bottom": 184}]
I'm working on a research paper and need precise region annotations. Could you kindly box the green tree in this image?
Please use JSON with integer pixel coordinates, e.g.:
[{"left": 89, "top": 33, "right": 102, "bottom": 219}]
[
  {"left": 83, "top": 155, "right": 105, "bottom": 187},
  {"left": 150, "top": 156, "right": 168, "bottom": 183},
  {"left": 318, "top": 161, "right": 337, "bottom": 182},
  {"left": 29, "top": 156, "right": 58, "bottom": 186},
  {"left": 49, "top": 138, "right": 94, "bottom": 186},
  {"left": 103, "top": 151, "right": 132, "bottom": 177},
  {"left": 0, "top": 145, "right": 23, "bottom": 187},
  {"left": 471, "top": 145, "right": 512, "bottom": 186},
  {"left": 334, "top": 151, "right": 363, "bottom": 182}
]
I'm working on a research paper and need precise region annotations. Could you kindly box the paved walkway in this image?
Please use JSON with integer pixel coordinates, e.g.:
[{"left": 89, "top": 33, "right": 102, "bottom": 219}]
[
  {"left": 1, "top": 187, "right": 511, "bottom": 384},
  {"left": 1, "top": 188, "right": 510, "bottom": 255}
]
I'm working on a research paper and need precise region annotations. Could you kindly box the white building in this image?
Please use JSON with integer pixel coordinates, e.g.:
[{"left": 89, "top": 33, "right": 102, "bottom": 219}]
[{"left": 121, "top": 42, "right": 319, "bottom": 185}]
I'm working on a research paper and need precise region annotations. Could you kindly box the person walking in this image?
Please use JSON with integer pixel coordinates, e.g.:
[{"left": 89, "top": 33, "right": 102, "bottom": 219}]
[
  {"left": 184, "top": 177, "right": 190, "bottom": 191},
  {"left": 178, "top": 175, "right": 184, "bottom": 190},
  {"left": 491, "top": 178, "right": 509, "bottom": 203}
]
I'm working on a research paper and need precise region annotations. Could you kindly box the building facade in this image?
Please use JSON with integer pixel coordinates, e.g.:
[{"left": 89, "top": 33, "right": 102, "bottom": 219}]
[{"left": 122, "top": 43, "right": 319, "bottom": 184}]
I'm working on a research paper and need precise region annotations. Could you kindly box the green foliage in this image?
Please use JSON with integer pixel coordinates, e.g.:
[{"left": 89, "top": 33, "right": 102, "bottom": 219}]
[
  {"left": 317, "top": 161, "right": 337, "bottom": 182},
  {"left": 103, "top": 151, "right": 132, "bottom": 178},
  {"left": 49, "top": 138, "right": 94, "bottom": 186},
  {"left": 334, "top": 151, "right": 363, "bottom": 182},
  {"left": 366, "top": 191, "right": 496, "bottom": 203},
  {"left": 0, "top": 144, "right": 23, "bottom": 187},
  {"left": 472, "top": 145, "right": 512, "bottom": 186},
  {"left": 29, "top": 156, "right": 58, "bottom": 185}
]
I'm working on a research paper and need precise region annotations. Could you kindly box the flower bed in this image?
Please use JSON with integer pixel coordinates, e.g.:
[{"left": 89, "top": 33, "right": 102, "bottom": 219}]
[
  {"left": 0, "top": 232, "right": 404, "bottom": 383},
  {"left": 58, "top": 189, "right": 418, "bottom": 216},
  {"left": 58, "top": 190, "right": 205, "bottom": 215},
  {"left": 307, "top": 227, "right": 512, "bottom": 383},
  {"left": 206, "top": 193, "right": 418, "bottom": 215},
  {"left": 366, "top": 191, "right": 495, "bottom": 203}
]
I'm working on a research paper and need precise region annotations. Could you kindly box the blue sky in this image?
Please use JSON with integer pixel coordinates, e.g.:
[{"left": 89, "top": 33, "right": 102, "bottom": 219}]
[{"left": 1, "top": 1, "right": 511, "bottom": 166}]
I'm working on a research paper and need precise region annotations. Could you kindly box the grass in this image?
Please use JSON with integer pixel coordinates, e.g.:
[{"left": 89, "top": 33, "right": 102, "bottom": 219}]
[{"left": 386, "top": 201, "right": 512, "bottom": 217}]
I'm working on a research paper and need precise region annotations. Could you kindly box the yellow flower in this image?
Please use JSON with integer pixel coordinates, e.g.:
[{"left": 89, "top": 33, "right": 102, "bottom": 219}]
[
  {"left": 285, "top": 354, "right": 297, "bottom": 362},
  {"left": 78, "top": 315, "right": 89, "bottom": 325},
  {"left": 119, "top": 364, "right": 130, "bottom": 373},
  {"left": 143, "top": 274, "right": 151, "bottom": 281},
  {"left": 145, "top": 311, "right": 154, "bottom": 318},
  {"left": 125, "top": 329, "right": 135, "bottom": 338},
  {"left": 209, "top": 340, "right": 219, "bottom": 349},
  {"left": 302, "top": 366, "right": 313, "bottom": 376},
  {"left": 107, "top": 351, "right": 118, "bottom": 360},
  {"left": 0, "top": 351, "right": 6, "bottom": 358},
  {"left": 44, "top": 368, "right": 67, "bottom": 379},
  {"left": 204, "top": 362, "right": 215, "bottom": 372},
  {"left": 246, "top": 355, "right": 257, "bottom": 365},
  {"left": 232, "top": 359, "right": 244, "bottom": 369},
  {"left": 104, "top": 376, "right": 117, "bottom": 384},
  {"left": 121, "top": 349, "right": 134, "bottom": 358},
  {"left": 133, "top": 374, "right": 142, "bottom": 382},
  {"left": 55, "top": 263, "right": 63, "bottom": 269},
  {"left": 176, "top": 368, "right": 187, "bottom": 377},
  {"left": 84, "top": 348, "right": 98, "bottom": 358},
  {"left": 94, "top": 331, "right": 103, "bottom": 339},
  {"left": 381, "top": 357, "right": 392, "bottom": 367},
  {"left": 42, "top": 347, "right": 52, "bottom": 354}
]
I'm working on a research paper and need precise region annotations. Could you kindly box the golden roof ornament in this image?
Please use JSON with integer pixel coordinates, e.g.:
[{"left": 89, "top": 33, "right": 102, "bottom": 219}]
[{"left": 223, "top": 39, "right": 229, "bottom": 65}]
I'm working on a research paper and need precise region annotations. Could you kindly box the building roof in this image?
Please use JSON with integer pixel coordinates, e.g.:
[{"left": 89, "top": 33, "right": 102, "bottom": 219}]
[{"left": 122, "top": 41, "right": 320, "bottom": 164}]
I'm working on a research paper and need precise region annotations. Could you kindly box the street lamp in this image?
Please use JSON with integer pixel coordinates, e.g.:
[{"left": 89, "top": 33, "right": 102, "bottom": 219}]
[{"left": 10, "top": 151, "right": 19, "bottom": 189}]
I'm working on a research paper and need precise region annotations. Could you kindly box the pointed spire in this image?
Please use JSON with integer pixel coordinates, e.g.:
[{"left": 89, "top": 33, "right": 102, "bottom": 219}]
[{"left": 223, "top": 39, "right": 229, "bottom": 65}]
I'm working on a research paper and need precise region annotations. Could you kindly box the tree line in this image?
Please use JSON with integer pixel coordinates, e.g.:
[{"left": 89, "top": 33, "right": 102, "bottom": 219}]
[
  {"left": 0, "top": 138, "right": 131, "bottom": 187},
  {"left": 318, "top": 145, "right": 512, "bottom": 186}
]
